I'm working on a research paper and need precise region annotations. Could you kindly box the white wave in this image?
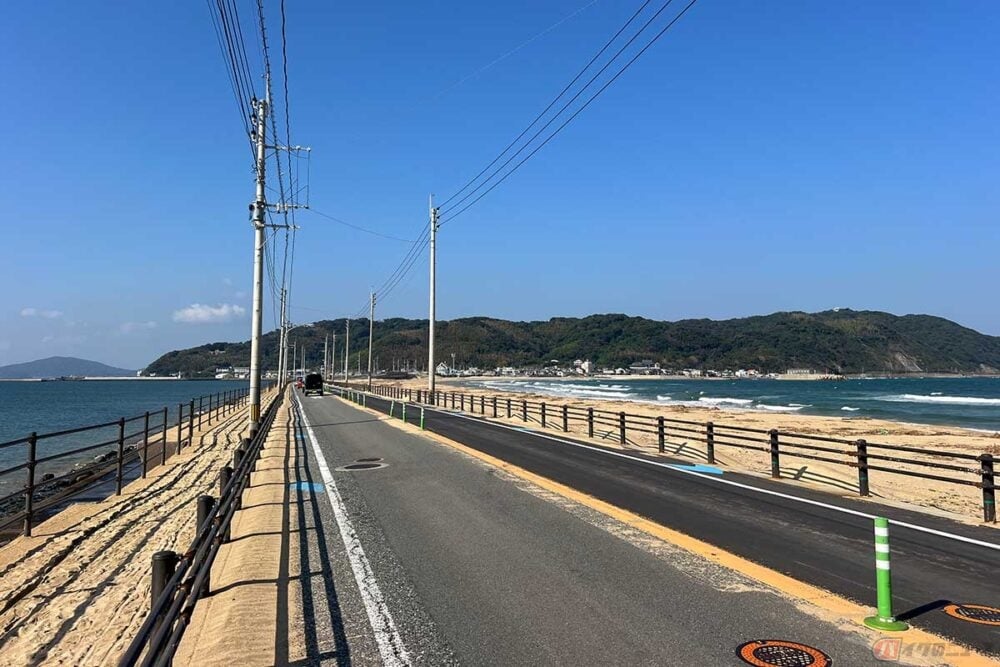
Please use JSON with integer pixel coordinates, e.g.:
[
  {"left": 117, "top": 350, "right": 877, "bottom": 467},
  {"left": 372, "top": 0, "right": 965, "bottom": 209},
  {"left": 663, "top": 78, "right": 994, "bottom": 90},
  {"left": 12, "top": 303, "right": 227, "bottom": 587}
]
[
  {"left": 756, "top": 404, "right": 804, "bottom": 412},
  {"left": 841, "top": 406, "right": 860, "bottom": 412},
  {"left": 879, "top": 394, "right": 1000, "bottom": 406},
  {"left": 656, "top": 394, "right": 672, "bottom": 401},
  {"left": 698, "top": 397, "right": 753, "bottom": 406},
  {"left": 788, "top": 403, "right": 813, "bottom": 408},
  {"left": 931, "top": 392, "right": 943, "bottom": 396}
]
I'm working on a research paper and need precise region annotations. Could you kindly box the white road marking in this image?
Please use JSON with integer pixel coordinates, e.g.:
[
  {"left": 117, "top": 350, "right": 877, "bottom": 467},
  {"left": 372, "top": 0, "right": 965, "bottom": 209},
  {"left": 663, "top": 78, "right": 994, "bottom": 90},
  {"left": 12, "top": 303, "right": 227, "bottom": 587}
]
[
  {"left": 295, "top": 395, "right": 411, "bottom": 666},
  {"left": 412, "top": 400, "right": 1000, "bottom": 553}
]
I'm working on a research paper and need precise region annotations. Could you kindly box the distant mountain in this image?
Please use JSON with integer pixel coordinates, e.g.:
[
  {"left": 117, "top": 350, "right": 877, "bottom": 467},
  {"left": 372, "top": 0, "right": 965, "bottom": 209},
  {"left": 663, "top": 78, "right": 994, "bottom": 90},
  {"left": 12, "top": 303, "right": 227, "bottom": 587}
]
[
  {"left": 144, "top": 310, "right": 1000, "bottom": 377},
  {"left": 0, "top": 356, "right": 135, "bottom": 379}
]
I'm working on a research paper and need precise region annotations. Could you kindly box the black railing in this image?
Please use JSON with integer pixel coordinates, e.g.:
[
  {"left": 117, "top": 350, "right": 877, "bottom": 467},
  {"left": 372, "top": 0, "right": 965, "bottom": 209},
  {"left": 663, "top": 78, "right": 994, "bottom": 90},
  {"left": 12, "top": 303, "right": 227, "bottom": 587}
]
[
  {"left": 118, "top": 390, "right": 282, "bottom": 667},
  {"left": 346, "top": 382, "right": 997, "bottom": 523},
  {"left": 0, "top": 383, "right": 274, "bottom": 537}
]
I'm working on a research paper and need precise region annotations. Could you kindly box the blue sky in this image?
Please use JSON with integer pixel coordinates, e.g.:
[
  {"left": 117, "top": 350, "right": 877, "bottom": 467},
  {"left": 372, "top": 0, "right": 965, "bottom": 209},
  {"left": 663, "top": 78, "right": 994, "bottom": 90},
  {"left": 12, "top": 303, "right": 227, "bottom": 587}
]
[{"left": 1, "top": 1, "right": 998, "bottom": 369}]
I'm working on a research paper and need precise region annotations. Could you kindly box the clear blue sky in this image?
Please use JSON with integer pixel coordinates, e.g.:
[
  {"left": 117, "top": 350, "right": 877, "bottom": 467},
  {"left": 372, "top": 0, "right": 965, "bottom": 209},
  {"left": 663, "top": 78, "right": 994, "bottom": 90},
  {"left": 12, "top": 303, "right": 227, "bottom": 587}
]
[{"left": 1, "top": 1, "right": 998, "bottom": 369}]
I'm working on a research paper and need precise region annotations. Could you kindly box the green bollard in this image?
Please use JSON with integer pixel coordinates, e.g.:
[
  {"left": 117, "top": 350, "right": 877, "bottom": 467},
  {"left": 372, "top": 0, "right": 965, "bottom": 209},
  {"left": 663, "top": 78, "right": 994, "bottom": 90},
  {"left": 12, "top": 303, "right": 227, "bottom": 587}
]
[
  {"left": 420, "top": 407, "right": 425, "bottom": 430},
  {"left": 863, "top": 517, "right": 908, "bottom": 631}
]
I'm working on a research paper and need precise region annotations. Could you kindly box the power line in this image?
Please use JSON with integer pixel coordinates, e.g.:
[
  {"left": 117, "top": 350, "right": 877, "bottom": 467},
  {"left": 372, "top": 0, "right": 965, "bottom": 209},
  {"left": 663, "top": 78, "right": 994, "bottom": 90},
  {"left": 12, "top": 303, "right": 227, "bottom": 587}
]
[
  {"left": 438, "top": 0, "right": 653, "bottom": 210},
  {"left": 307, "top": 208, "right": 414, "bottom": 242},
  {"left": 440, "top": 0, "right": 700, "bottom": 226}
]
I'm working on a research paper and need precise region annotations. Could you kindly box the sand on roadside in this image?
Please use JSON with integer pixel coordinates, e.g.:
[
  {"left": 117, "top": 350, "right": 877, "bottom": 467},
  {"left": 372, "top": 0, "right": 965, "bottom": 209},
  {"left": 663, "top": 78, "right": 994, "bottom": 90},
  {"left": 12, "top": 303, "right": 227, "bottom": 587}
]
[
  {"left": 381, "top": 377, "right": 999, "bottom": 523},
  {"left": 0, "top": 387, "right": 279, "bottom": 666}
]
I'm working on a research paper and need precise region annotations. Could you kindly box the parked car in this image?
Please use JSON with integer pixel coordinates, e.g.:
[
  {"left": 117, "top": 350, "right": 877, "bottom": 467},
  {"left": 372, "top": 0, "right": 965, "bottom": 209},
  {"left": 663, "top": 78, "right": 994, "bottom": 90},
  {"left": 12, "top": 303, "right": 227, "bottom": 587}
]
[{"left": 303, "top": 373, "right": 323, "bottom": 396}]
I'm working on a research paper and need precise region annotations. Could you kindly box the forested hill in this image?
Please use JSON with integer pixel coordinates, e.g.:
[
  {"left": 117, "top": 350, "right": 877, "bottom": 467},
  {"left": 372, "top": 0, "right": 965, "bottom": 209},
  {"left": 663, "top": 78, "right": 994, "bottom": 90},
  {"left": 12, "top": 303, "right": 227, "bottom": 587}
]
[{"left": 144, "top": 310, "right": 1000, "bottom": 377}]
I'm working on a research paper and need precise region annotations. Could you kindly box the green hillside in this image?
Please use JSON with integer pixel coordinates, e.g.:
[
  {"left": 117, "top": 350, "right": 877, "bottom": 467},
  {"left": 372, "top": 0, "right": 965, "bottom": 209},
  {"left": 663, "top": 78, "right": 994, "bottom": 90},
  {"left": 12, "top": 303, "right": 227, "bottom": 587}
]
[{"left": 143, "top": 310, "right": 1000, "bottom": 377}]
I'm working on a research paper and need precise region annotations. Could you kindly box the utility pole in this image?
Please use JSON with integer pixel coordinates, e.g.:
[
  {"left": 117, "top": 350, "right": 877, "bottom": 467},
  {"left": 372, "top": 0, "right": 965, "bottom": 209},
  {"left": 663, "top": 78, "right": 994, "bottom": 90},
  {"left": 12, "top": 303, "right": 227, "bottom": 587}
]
[
  {"left": 248, "top": 92, "right": 269, "bottom": 436},
  {"left": 367, "top": 291, "right": 376, "bottom": 390},
  {"left": 277, "top": 288, "right": 287, "bottom": 387},
  {"left": 292, "top": 340, "right": 296, "bottom": 378},
  {"left": 324, "top": 334, "right": 329, "bottom": 380},
  {"left": 344, "top": 319, "right": 350, "bottom": 383},
  {"left": 331, "top": 333, "right": 336, "bottom": 383},
  {"left": 427, "top": 195, "right": 440, "bottom": 398}
]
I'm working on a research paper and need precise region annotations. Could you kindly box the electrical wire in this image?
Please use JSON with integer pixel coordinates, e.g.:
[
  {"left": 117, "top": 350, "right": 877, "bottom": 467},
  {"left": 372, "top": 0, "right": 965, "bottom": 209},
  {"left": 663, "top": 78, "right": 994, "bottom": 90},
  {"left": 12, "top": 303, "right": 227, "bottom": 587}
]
[
  {"left": 440, "top": 0, "right": 699, "bottom": 226},
  {"left": 306, "top": 208, "right": 414, "bottom": 242}
]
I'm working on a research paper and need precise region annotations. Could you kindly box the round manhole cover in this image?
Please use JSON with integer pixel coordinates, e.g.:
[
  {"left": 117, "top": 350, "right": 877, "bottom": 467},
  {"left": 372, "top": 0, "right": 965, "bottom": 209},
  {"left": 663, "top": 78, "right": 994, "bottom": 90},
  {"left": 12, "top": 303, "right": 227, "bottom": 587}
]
[
  {"left": 942, "top": 603, "right": 1000, "bottom": 626},
  {"left": 336, "top": 462, "right": 388, "bottom": 471},
  {"left": 355, "top": 457, "right": 383, "bottom": 462},
  {"left": 736, "top": 640, "right": 831, "bottom": 667}
]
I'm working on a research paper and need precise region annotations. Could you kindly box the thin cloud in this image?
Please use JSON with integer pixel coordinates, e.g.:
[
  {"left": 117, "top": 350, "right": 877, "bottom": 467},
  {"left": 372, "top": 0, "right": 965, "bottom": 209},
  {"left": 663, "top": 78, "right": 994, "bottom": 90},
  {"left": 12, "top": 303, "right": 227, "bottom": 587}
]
[
  {"left": 120, "top": 321, "right": 157, "bottom": 334},
  {"left": 21, "top": 307, "right": 63, "bottom": 319},
  {"left": 172, "top": 303, "right": 246, "bottom": 324}
]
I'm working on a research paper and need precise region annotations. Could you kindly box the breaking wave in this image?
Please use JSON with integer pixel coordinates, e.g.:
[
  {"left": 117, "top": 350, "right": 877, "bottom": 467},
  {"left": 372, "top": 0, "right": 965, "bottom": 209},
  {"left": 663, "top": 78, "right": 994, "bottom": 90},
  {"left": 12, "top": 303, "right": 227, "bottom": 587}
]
[{"left": 878, "top": 394, "right": 1000, "bottom": 406}]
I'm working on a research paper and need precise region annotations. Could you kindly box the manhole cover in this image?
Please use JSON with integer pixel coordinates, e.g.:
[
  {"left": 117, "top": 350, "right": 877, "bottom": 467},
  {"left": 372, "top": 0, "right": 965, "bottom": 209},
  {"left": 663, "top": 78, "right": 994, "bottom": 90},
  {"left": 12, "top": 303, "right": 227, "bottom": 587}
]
[
  {"left": 355, "top": 457, "right": 383, "bottom": 462},
  {"left": 736, "top": 640, "right": 831, "bottom": 667},
  {"left": 336, "top": 462, "right": 388, "bottom": 471},
  {"left": 942, "top": 603, "right": 1000, "bottom": 626}
]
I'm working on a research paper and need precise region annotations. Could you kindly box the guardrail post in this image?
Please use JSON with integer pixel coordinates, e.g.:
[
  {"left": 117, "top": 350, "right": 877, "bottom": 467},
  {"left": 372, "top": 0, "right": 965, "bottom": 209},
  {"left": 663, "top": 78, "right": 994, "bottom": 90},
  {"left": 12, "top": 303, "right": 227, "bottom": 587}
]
[
  {"left": 492, "top": 397, "right": 497, "bottom": 418},
  {"left": 151, "top": 550, "right": 180, "bottom": 639},
  {"left": 208, "top": 394, "right": 213, "bottom": 425},
  {"left": 863, "top": 517, "right": 908, "bottom": 631},
  {"left": 115, "top": 417, "right": 126, "bottom": 495},
  {"left": 657, "top": 417, "right": 665, "bottom": 453},
  {"left": 706, "top": 421, "right": 715, "bottom": 464},
  {"left": 219, "top": 466, "right": 233, "bottom": 542},
  {"left": 451, "top": 392, "right": 456, "bottom": 409},
  {"left": 562, "top": 406, "right": 569, "bottom": 432},
  {"left": 522, "top": 400, "right": 527, "bottom": 422},
  {"left": 619, "top": 412, "right": 626, "bottom": 445},
  {"left": 198, "top": 396, "right": 203, "bottom": 430},
  {"left": 402, "top": 403, "right": 407, "bottom": 424},
  {"left": 480, "top": 395, "right": 485, "bottom": 414},
  {"left": 981, "top": 454, "right": 996, "bottom": 523},
  {"left": 769, "top": 429, "right": 780, "bottom": 478},
  {"left": 142, "top": 411, "right": 150, "bottom": 478},
  {"left": 390, "top": 400, "right": 395, "bottom": 418},
  {"left": 23, "top": 432, "right": 37, "bottom": 537},
  {"left": 161, "top": 407, "right": 168, "bottom": 466},
  {"left": 196, "top": 495, "right": 216, "bottom": 596},
  {"left": 541, "top": 403, "right": 547, "bottom": 428},
  {"left": 420, "top": 407, "right": 425, "bottom": 430},
  {"left": 188, "top": 399, "right": 195, "bottom": 444},
  {"left": 176, "top": 404, "right": 183, "bottom": 454},
  {"left": 856, "top": 439, "right": 870, "bottom": 497},
  {"left": 507, "top": 398, "right": 512, "bottom": 418},
  {"left": 587, "top": 408, "right": 594, "bottom": 438}
]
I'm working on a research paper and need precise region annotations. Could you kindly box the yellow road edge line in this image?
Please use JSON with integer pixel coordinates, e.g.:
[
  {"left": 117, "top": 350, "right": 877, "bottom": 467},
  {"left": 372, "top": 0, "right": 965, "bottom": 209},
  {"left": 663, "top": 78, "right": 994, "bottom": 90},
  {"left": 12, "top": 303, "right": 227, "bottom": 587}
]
[{"left": 335, "top": 394, "right": 999, "bottom": 667}]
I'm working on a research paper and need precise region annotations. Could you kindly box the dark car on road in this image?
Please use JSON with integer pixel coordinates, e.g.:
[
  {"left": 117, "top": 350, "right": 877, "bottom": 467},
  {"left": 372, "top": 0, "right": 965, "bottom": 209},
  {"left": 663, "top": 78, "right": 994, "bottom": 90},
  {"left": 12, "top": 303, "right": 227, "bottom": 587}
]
[{"left": 303, "top": 373, "right": 324, "bottom": 396}]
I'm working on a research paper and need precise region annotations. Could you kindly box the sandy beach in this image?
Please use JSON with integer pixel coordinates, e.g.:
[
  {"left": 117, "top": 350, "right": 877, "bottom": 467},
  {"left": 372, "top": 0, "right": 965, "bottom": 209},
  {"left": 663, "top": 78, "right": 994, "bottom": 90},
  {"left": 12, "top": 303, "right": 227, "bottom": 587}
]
[{"left": 388, "top": 376, "right": 999, "bottom": 523}]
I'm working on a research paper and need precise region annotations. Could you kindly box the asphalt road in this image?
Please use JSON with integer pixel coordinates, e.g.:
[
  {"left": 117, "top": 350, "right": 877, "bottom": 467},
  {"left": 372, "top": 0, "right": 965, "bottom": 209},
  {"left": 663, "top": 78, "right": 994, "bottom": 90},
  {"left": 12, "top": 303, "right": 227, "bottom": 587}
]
[
  {"left": 345, "top": 389, "right": 1000, "bottom": 659},
  {"left": 296, "top": 391, "right": 924, "bottom": 666}
]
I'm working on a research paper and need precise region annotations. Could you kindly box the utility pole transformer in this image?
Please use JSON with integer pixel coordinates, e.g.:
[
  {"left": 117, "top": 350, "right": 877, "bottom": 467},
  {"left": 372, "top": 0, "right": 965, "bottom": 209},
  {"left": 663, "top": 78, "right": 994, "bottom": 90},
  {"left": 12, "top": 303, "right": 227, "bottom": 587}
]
[
  {"left": 367, "top": 292, "right": 376, "bottom": 390},
  {"left": 248, "top": 93, "right": 269, "bottom": 436},
  {"left": 427, "top": 196, "right": 440, "bottom": 399}
]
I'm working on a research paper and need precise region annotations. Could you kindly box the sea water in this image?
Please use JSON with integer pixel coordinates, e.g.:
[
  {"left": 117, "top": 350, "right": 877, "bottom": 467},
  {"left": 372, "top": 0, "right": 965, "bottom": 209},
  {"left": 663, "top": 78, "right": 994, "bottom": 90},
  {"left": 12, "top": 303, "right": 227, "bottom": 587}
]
[{"left": 467, "top": 376, "right": 1000, "bottom": 432}]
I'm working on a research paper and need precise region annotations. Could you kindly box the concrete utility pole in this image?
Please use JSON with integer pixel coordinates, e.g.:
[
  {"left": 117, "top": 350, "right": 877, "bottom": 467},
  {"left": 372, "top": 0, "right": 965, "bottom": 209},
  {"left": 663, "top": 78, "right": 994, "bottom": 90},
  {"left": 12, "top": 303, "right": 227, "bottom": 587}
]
[
  {"left": 344, "top": 320, "right": 350, "bottom": 382},
  {"left": 248, "top": 93, "right": 269, "bottom": 436},
  {"left": 367, "top": 292, "right": 376, "bottom": 390},
  {"left": 331, "top": 333, "right": 336, "bottom": 382},
  {"left": 427, "top": 195, "right": 440, "bottom": 398},
  {"left": 292, "top": 340, "right": 296, "bottom": 378},
  {"left": 277, "top": 288, "right": 287, "bottom": 387},
  {"left": 324, "top": 334, "right": 329, "bottom": 379}
]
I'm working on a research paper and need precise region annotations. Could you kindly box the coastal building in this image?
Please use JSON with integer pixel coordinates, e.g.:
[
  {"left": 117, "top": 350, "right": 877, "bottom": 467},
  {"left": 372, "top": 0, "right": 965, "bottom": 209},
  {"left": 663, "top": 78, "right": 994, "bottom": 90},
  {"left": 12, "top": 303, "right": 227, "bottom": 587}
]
[
  {"left": 785, "top": 368, "right": 815, "bottom": 376},
  {"left": 436, "top": 362, "right": 450, "bottom": 376},
  {"left": 629, "top": 360, "right": 660, "bottom": 375},
  {"left": 214, "top": 366, "right": 234, "bottom": 379},
  {"left": 580, "top": 360, "right": 595, "bottom": 374}
]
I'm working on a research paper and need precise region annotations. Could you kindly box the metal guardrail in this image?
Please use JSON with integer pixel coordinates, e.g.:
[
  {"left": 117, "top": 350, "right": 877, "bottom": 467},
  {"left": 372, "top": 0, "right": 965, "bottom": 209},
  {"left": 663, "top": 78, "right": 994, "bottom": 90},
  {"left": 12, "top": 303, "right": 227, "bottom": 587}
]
[
  {"left": 118, "top": 388, "right": 282, "bottom": 667},
  {"left": 345, "top": 382, "right": 997, "bottom": 523},
  {"left": 0, "top": 384, "right": 273, "bottom": 537}
]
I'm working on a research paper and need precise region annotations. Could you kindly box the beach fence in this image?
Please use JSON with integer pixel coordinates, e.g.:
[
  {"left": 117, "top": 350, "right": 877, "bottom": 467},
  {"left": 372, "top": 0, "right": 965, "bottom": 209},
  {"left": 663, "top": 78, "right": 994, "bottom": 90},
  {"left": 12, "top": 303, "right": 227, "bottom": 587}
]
[
  {"left": 118, "top": 391, "right": 282, "bottom": 667},
  {"left": 343, "top": 382, "right": 997, "bottom": 523},
  {"left": 0, "top": 384, "right": 271, "bottom": 539}
]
